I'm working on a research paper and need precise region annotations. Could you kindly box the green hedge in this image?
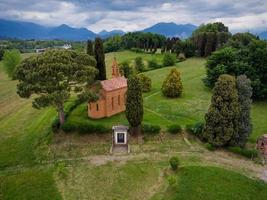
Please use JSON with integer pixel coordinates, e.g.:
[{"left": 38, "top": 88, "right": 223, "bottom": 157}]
[
  {"left": 62, "top": 120, "right": 109, "bottom": 134},
  {"left": 167, "top": 124, "right": 182, "bottom": 134},
  {"left": 142, "top": 124, "right": 161, "bottom": 135},
  {"left": 227, "top": 147, "right": 258, "bottom": 159}
]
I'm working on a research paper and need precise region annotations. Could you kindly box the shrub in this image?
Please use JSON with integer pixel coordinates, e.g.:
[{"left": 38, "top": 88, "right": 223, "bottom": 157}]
[
  {"left": 169, "top": 156, "right": 180, "bottom": 170},
  {"left": 163, "top": 53, "right": 176, "bottom": 67},
  {"left": 131, "top": 48, "right": 143, "bottom": 53},
  {"left": 186, "top": 122, "right": 204, "bottom": 136},
  {"left": 62, "top": 120, "right": 109, "bottom": 134},
  {"left": 142, "top": 124, "right": 161, "bottom": 135},
  {"left": 167, "top": 124, "right": 182, "bottom": 134},
  {"left": 137, "top": 74, "right": 152, "bottom": 92},
  {"left": 161, "top": 68, "right": 183, "bottom": 98},
  {"left": 148, "top": 58, "right": 160, "bottom": 69},
  {"left": 227, "top": 147, "right": 258, "bottom": 159},
  {"left": 135, "top": 57, "right": 145, "bottom": 72},
  {"left": 206, "top": 143, "right": 215, "bottom": 151}
]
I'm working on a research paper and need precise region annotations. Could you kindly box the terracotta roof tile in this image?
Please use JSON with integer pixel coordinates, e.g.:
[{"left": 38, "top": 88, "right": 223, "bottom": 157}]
[{"left": 101, "top": 76, "right": 127, "bottom": 91}]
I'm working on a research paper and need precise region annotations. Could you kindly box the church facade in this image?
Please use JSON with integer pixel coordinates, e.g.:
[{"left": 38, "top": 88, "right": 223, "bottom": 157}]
[{"left": 88, "top": 58, "right": 127, "bottom": 119}]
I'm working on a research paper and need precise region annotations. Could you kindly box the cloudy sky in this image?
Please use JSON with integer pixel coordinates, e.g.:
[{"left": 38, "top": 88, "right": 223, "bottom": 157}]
[{"left": 0, "top": 0, "right": 267, "bottom": 33}]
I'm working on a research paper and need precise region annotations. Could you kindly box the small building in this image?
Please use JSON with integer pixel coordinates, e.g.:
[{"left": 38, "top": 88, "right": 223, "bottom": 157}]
[
  {"left": 88, "top": 58, "right": 127, "bottom": 119},
  {"left": 111, "top": 125, "right": 129, "bottom": 154},
  {"left": 257, "top": 134, "right": 267, "bottom": 155}
]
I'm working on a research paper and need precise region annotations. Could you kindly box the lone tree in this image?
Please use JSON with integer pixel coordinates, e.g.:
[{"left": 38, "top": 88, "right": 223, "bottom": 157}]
[
  {"left": 94, "top": 37, "right": 106, "bottom": 80},
  {"left": 2, "top": 49, "right": 21, "bottom": 79},
  {"left": 137, "top": 74, "right": 152, "bottom": 92},
  {"left": 135, "top": 57, "right": 145, "bottom": 72},
  {"left": 161, "top": 68, "right": 183, "bottom": 97},
  {"left": 203, "top": 74, "right": 240, "bottom": 147},
  {"left": 231, "top": 75, "right": 253, "bottom": 147},
  {"left": 126, "top": 76, "right": 143, "bottom": 135},
  {"left": 16, "top": 50, "right": 98, "bottom": 126},
  {"left": 86, "top": 40, "right": 94, "bottom": 56}
]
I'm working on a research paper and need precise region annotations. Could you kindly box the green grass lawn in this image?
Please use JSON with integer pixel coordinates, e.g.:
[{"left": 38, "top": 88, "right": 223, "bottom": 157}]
[
  {"left": 67, "top": 51, "right": 267, "bottom": 142},
  {"left": 152, "top": 166, "right": 267, "bottom": 200},
  {"left": 0, "top": 168, "right": 62, "bottom": 200}
]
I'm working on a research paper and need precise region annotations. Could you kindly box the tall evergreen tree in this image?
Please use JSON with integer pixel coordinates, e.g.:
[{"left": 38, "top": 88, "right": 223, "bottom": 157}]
[
  {"left": 126, "top": 76, "right": 143, "bottom": 135},
  {"left": 94, "top": 37, "right": 106, "bottom": 80},
  {"left": 231, "top": 75, "right": 253, "bottom": 147},
  {"left": 86, "top": 40, "right": 94, "bottom": 56},
  {"left": 161, "top": 68, "right": 183, "bottom": 97},
  {"left": 203, "top": 74, "right": 240, "bottom": 147}
]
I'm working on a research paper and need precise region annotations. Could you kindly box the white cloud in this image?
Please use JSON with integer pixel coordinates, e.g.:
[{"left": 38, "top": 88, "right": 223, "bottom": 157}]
[{"left": 0, "top": 0, "right": 267, "bottom": 32}]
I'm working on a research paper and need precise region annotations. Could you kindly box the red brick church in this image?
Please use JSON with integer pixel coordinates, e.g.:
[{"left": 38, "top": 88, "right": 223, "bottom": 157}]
[{"left": 88, "top": 58, "right": 127, "bottom": 119}]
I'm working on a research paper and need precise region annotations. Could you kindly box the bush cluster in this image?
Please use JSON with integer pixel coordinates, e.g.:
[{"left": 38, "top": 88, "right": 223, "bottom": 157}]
[
  {"left": 169, "top": 156, "right": 180, "bottom": 170},
  {"left": 135, "top": 57, "right": 145, "bottom": 72},
  {"left": 137, "top": 74, "right": 152, "bottom": 92},
  {"left": 142, "top": 124, "right": 161, "bottom": 135},
  {"left": 167, "top": 124, "right": 182, "bottom": 134},
  {"left": 148, "top": 59, "right": 160, "bottom": 69}
]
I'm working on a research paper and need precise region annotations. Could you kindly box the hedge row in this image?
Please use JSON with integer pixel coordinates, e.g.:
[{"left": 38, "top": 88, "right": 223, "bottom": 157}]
[
  {"left": 227, "top": 146, "right": 258, "bottom": 159},
  {"left": 142, "top": 124, "right": 161, "bottom": 135},
  {"left": 62, "top": 120, "right": 109, "bottom": 134}
]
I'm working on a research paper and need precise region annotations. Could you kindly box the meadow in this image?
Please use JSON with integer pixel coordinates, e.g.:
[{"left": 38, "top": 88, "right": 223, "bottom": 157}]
[
  {"left": 0, "top": 50, "right": 267, "bottom": 199},
  {"left": 67, "top": 50, "right": 267, "bottom": 142}
]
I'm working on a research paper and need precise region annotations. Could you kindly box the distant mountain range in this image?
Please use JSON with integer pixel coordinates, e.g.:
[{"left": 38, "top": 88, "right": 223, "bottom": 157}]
[
  {"left": 142, "top": 22, "right": 197, "bottom": 39},
  {"left": 1, "top": 18, "right": 266, "bottom": 41}
]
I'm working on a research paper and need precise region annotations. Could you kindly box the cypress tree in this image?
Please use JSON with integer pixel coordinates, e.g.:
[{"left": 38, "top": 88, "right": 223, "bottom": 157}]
[
  {"left": 203, "top": 74, "right": 240, "bottom": 147},
  {"left": 126, "top": 76, "right": 143, "bottom": 135},
  {"left": 94, "top": 37, "right": 106, "bottom": 80},
  {"left": 161, "top": 68, "right": 183, "bottom": 98},
  {"left": 231, "top": 75, "right": 253, "bottom": 147},
  {"left": 86, "top": 40, "right": 94, "bottom": 56}
]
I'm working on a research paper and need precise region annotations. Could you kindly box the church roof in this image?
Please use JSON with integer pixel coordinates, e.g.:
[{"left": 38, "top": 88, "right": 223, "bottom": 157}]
[{"left": 101, "top": 76, "right": 127, "bottom": 91}]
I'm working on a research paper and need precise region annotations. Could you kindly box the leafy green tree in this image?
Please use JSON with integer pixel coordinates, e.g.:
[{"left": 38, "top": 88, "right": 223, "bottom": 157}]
[
  {"left": 191, "top": 22, "right": 230, "bottom": 57},
  {"left": 94, "top": 37, "right": 106, "bottom": 80},
  {"left": 163, "top": 53, "right": 176, "bottom": 67},
  {"left": 104, "top": 35, "right": 122, "bottom": 53},
  {"left": 203, "top": 74, "right": 240, "bottom": 147},
  {"left": 135, "top": 57, "right": 145, "bottom": 72},
  {"left": 16, "top": 50, "right": 98, "bottom": 125},
  {"left": 2, "top": 49, "right": 21, "bottom": 79},
  {"left": 161, "top": 68, "right": 183, "bottom": 97},
  {"left": 86, "top": 40, "right": 94, "bottom": 56},
  {"left": 126, "top": 76, "right": 143, "bottom": 135},
  {"left": 174, "top": 40, "right": 196, "bottom": 58},
  {"left": 137, "top": 74, "right": 152, "bottom": 92},
  {"left": 230, "top": 75, "right": 252, "bottom": 147},
  {"left": 119, "top": 61, "right": 132, "bottom": 78}
]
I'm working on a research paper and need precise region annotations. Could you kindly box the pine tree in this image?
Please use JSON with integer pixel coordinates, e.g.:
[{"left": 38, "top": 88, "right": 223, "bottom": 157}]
[
  {"left": 86, "top": 40, "right": 94, "bottom": 56},
  {"left": 94, "top": 37, "right": 106, "bottom": 80},
  {"left": 126, "top": 76, "right": 143, "bottom": 135},
  {"left": 231, "top": 75, "right": 252, "bottom": 147},
  {"left": 203, "top": 74, "right": 240, "bottom": 147},
  {"left": 161, "top": 68, "right": 183, "bottom": 97}
]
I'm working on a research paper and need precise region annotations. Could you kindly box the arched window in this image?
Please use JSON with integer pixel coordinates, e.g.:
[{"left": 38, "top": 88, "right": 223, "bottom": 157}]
[
  {"left": 112, "top": 97, "right": 114, "bottom": 110},
  {"left": 96, "top": 103, "right": 99, "bottom": 111},
  {"left": 118, "top": 95, "right": 121, "bottom": 105}
]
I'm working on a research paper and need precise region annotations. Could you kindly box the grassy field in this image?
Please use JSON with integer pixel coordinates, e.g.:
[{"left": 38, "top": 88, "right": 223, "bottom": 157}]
[
  {"left": 0, "top": 50, "right": 267, "bottom": 199},
  {"left": 67, "top": 50, "right": 267, "bottom": 142},
  {"left": 152, "top": 166, "right": 267, "bottom": 200}
]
